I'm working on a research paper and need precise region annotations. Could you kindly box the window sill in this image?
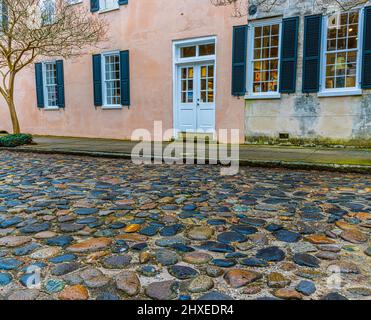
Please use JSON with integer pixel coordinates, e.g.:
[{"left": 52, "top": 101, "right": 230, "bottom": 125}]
[
  {"left": 43, "top": 107, "right": 61, "bottom": 111},
  {"left": 317, "top": 89, "right": 363, "bottom": 97},
  {"left": 101, "top": 105, "right": 122, "bottom": 110},
  {"left": 99, "top": 6, "right": 120, "bottom": 14},
  {"left": 244, "top": 93, "right": 281, "bottom": 100},
  {"left": 67, "top": 1, "right": 83, "bottom": 5}
]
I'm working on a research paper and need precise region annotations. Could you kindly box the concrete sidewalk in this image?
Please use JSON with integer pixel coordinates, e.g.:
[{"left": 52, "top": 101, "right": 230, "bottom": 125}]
[{"left": 1, "top": 135, "right": 370, "bottom": 173}]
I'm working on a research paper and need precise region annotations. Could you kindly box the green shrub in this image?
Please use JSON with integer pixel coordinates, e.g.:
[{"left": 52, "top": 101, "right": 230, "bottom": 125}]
[{"left": 0, "top": 134, "right": 33, "bottom": 147}]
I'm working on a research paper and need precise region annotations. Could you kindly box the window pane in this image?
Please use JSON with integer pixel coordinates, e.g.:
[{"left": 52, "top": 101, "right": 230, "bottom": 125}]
[
  {"left": 254, "top": 61, "right": 262, "bottom": 71},
  {"left": 208, "top": 66, "right": 214, "bottom": 77},
  {"left": 254, "top": 49, "right": 261, "bottom": 59},
  {"left": 199, "top": 43, "right": 215, "bottom": 56},
  {"left": 327, "top": 39, "right": 336, "bottom": 51},
  {"left": 208, "top": 79, "right": 214, "bottom": 90},
  {"left": 346, "top": 76, "right": 356, "bottom": 87},
  {"left": 326, "top": 77, "right": 335, "bottom": 89},
  {"left": 271, "top": 36, "right": 279, "bottom": 47},
  {"left": 187, "top": 92, "right": 193, "bottom": 103},
  {"left": 181, "top": 46, "right": 196, "bottom": 58},
  {"left": 255, "top": 26, "right": 262, "bottom": 37},
  {"left": 208, "top": 91, "right": 214, "bottom": 103},
  {"left": 336, "top": 76, "right": 346, "bottom": 88},
  {"left": 348, "top": 24, "right": 358, "bottom": 37},
  {"left": 253, "top": 83, "right": 261, "bottom": 93},
  {"left": 337, "top": 38, "right": 346, "bottom": 50},
  {"left": 326, "top": 65, "right": 334, "bottom": 77},
  {"left": 270, "top": 60, "right": 278, "bottom": 70},
  {"left": 201, "top": 79, "right": 206, "bottom": 90},
  {"left": 348, "top": 37, "right": 357, "bottom": 49},
  {"left": 254, "top": 38, "right": 262, "bottom": 49},
  {"left": 188, "top": 67, "right": 194, "bottom": 78},
  {"left": 328, "top": 28, "right": 337, "bottom": 40},
  {"left": 262, "top": 48, "right": 270, "bottom": 58},
  {"left": 188, "top": 80, "right": 193, "bottom": 90},
  {"left": 271, "top": 24, "right": 279, "bottom": 35},
  {"left": 347, "top": 51, "right": 357, "bottom": 63},
  {"left": 270, "top": 47, "right": 278, "bottom": 58},
  {"left": 262, "top": 36, "right": 270, "bottom": 47},
  {"left": 327, "top": 53, "right": 336, "bottom": 65},
  {"left": 349, "top": 12, "right": 359, "bottom": 24}
]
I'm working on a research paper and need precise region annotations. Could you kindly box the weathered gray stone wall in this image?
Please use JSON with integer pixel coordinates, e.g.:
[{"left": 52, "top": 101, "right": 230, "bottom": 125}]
[{"left": 245, "top": 0, "right": 371, "bottom": 140}]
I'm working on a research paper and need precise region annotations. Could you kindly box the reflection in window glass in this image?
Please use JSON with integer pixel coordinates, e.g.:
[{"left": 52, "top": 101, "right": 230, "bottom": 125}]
[
  {"left": 325, "top": 11, "right": 359, "bottom": 89},
  {"left": 199, "top": 43, "right": 215, "bottom": 56},
  {"left": 181, "top": 46, "right": 196, "bottom": 58}
]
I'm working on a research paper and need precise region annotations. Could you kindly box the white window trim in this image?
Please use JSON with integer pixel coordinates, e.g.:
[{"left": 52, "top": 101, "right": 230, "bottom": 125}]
[
  {"left": 174, "top": 36, "right": 217, "bottom": 65},
  {"left": 101, "top": 50, "right": 122, "bottom": 109},
  {"left": 318, "top": 9, "right": 364, "bottom": 97},
  {"left": 42, "top": 61, "right": 59, "bottom": 110},
  {"left": 245, "top": 17, "right": 283, "bottom": 100},
  {"left": 99, "top": 0, "right": 119, "bottom": 14}
]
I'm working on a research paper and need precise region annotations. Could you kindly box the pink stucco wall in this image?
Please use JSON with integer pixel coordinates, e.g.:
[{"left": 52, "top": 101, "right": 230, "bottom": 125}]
[{"left": 0, "top": 0, "right": 246, "bottom": 142}]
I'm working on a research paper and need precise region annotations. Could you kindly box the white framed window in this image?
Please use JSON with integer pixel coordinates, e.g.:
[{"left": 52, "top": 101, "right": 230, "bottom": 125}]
[
  {"left": 102, "top": 51, "right": 121, "bottom": 107},
  {"left": 246, "top": 18, "right": 282, "bottom": 99},
  {"left": 99, "top": 0, "right": 119, "bottom": 12},
  {"left": 42, "top": 61, "right": 58, "bottom": 109},
  {"left": 319, "top": 10, "right": 363, "bottom": 96},
  {"left": 0, "top": 1, "right": 5, "bottom": 26},
  {"left": 41, "top": 0, "right": 56, "bottom": 25}
]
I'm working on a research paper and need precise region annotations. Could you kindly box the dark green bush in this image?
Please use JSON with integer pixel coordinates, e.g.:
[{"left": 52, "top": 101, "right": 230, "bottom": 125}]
[{"left": 0, "top": 134, "right": 33, "bottom": 147}]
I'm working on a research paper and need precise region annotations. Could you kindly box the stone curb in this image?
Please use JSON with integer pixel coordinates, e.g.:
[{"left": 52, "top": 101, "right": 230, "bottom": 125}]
[{"left": 1, "top": 146, "right": 370, "bottom": 174}]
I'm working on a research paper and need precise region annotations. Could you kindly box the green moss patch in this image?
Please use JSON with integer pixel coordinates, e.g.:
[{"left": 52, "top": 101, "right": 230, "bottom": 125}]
[{"left": 246, "top": 135, "right": 371, "bottom": 149}]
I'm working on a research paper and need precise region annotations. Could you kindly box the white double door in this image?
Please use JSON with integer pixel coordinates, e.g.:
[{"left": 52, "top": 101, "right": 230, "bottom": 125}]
[{"left": 177, "top": 62, "right": 216, "bottom": 133}]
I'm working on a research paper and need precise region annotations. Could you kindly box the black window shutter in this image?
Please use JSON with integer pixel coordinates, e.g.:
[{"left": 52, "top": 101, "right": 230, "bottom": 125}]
[
  {"left": 92, "top": 54, "right": 103, "bottom": 106},
  {"left": 302, "top": 14, "right": 322, "bottom": 93},
  {"left": 120, "top": 50, "right": 130, "bottom": 106},
  {"left": 119, "top": 0, "right": 128, "bottom": 5},
  {"left": 232, "top": 25, "right": 248, "bottom": 96},
  {"left": 35, "top": 63, "right": 44, "bottom": 108},
  {"left": 56, "top": 60, "right": 65, "bottom": 108},
  {"left": 279, "top": 17, "right": 299, "bottom": 93},
  {"left": 91, "top": 0, "right": 99, "bottom": 12},
  {"left": 362, "top": 6, "right": 371, "bottom": 89}
]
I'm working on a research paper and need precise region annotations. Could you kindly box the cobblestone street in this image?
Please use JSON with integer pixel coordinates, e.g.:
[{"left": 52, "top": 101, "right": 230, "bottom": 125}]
[{"left": 0, "top": 151, "right": 370, "bottom": 300}]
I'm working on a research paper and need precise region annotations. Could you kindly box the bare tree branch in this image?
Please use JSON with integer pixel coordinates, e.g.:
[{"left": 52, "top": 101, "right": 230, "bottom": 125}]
[
  {"left": 211, "top": 0, "right": 371, "bottom": 16},
  {"left": 0, "top": 0, "right": 108, "bottom": 134}
]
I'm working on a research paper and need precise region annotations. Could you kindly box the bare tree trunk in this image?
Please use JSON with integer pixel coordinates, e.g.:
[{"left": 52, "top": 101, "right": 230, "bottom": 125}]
[{"left": 6, "top": 96, "right": 21, "bottom": 134}]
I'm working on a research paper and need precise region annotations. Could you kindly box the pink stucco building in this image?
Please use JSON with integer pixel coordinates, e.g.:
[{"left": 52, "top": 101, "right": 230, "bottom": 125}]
[{"left": 1, "top": 0, "right": 370, "bottom": 142}]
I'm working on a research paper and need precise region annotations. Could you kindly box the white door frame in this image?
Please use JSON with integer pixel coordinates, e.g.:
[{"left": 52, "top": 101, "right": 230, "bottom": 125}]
[{"left": 172, "top": 36, "right": 217, "bottom": 138}]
